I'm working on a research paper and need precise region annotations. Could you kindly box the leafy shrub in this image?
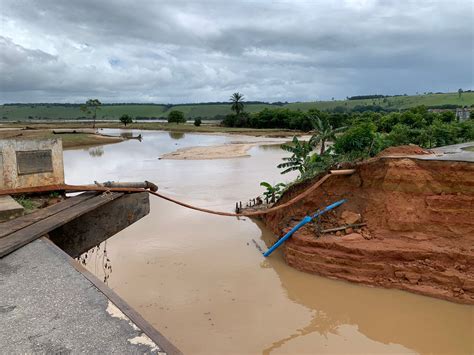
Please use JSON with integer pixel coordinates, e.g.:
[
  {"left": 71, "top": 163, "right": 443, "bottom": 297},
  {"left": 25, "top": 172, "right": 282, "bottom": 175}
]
[
  {"left": 439, "top": 111, "right": 456, "bottom": 123},
  {"left": 260, "top": 182, "right": 286, "bottom": 203},
  {"left": 385, "top": 124, "right": 412, "bottom": 146},
  {"left": 333, "top": 122, "right": 380, "bottom": 156},
  {"left": 399, "top": 111, "right": 425, "bottom": 128},
  {"left": 457, "top": 120, "right": 474, "bottom": 141},
  {"left": 299, "top": 151, "right": 337, "bottom": 180},
  {"left": 15, "top": 196, "right": 36, "bottom": 211},
  {"left": 222, "top": 112, "right": 250, "bottom": 127},
  {"left": 377, "top": 112, "right": 400, "bottom": 132},
  {"left": 429, "top": 119, "right": 461, "bottom": 147},
  {"left": 168, "top": 110, "right": 186, "bottom": 124},
  {"left": 119, "top": 114, "right": 133, "bottom": 126}
]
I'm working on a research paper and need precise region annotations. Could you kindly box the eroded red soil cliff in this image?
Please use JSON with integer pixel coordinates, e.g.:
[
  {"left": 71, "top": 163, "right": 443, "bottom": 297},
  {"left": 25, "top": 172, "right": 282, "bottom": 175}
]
[{"left": 261, "top": 155, "right": 474, "bottom": 304}]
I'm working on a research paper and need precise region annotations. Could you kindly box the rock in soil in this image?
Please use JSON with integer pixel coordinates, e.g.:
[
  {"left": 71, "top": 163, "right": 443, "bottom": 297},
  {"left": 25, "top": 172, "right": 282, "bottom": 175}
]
[{"left": 340, "top": 210, "right": 362, "bottom": 225}]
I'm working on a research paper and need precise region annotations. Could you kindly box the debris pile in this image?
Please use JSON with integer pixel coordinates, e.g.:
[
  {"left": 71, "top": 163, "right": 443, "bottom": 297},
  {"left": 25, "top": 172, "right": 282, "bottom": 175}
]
[{"left": 309, "top": 210, "right": 371, "bottom": 240}]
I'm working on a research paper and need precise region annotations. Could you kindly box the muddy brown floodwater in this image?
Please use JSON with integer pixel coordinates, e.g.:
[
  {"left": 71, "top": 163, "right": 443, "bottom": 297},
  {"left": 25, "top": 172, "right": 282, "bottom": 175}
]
[{"left": 65, "top": 129, "right": 473, "bottom": 355}]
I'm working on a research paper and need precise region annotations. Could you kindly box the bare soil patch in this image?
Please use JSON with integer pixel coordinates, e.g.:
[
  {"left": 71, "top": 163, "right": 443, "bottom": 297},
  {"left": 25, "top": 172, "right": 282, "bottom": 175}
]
[
  {"left": 0, "top": 128, "right": 123, "bottom": 148},
  {"left": 261, "top": 157, "right": 474, "bottom": 304},
  {"left": 160, "top": 141, "right": 283, "bottom": 160},
  {"left": 377, "top": 144, "right": 432, "bottom": 157}
]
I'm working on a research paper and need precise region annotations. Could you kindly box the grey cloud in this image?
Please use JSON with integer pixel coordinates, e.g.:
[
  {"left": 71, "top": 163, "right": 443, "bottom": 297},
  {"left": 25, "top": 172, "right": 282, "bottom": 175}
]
[{"left": 0, "top": 0, "right": 472, "bottom": 103}]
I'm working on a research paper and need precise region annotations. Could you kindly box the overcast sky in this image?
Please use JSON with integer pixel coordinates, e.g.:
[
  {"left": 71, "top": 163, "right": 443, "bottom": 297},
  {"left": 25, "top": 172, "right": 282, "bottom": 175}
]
[{"left": 1, "top": 0, "right": 473, "bottom": 103}]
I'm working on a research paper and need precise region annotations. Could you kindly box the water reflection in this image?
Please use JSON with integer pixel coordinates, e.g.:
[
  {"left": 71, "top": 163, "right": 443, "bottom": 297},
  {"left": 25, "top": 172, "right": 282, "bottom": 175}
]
[
  {"left": 262, "top": 309, "right": 339, "bottom": 355},
  {"left": 87, "top": 146, "right": 104, "bottom": 157},
  {"left": 120, "top": 131, "right": 143, "bottom": 141},
  {"left": 120, "top": 131, "right": 134, "bottom": 139},
  {"left": 257, "top": 143, "right": 285, "bottom": 151},
  {"left": 168, "top": 131, "right": 185, "bottom": 140}
]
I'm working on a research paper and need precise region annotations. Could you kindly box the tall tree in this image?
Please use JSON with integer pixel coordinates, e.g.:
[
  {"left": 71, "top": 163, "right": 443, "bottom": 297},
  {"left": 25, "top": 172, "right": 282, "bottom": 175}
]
[
  {"left": 230, "top": 92, "right": 245, "bottom": 115},
  {"left": 458, "top": 88, "right": 463, "bottom": 99},
  {"left": 308, "top": 114, "right": 346, "bottom": 155},
  {"left": 119, "top": 114, "right": 133, "bottom": 126},
  {"left": 80, "top": 99, "right": 101, "bottom": 128},
  {"left": 168, "top": 110, "right": 186, "bottom": 124}
]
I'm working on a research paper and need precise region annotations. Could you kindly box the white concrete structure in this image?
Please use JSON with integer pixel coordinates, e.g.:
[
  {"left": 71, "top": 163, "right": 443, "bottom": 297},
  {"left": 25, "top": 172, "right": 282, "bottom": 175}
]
[
  {"left": 0, "top": 138, "right": 64, "bottom": 189},
  {"left": 456, "top": 107, "right": 471, "bottom": 122}
]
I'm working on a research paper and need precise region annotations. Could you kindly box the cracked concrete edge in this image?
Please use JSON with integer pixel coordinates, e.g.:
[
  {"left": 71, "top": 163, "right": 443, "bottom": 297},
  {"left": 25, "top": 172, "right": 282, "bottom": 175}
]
[
  {"left": 106, "top": 302, "right": 165, "bottom": 354},
  {"left": 41, "top": 237, "right": 183, "bottom": 355}
]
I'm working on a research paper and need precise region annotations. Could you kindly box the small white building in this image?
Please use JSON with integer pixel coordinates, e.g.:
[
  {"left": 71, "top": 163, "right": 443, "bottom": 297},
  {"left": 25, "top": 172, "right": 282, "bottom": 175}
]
[{"left": 456, "top": 107, "right": 471, "bottom": 122}]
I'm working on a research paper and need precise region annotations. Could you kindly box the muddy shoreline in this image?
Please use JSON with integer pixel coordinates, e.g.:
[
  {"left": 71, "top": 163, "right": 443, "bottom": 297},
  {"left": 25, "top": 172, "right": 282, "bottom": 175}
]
[
  {"left": 0, "top": 127, "right": 123, "bottom": 148},
  {"left": 0, "top": 121, "right": 301, "bottom": 138},
  {"left": 161, "top": 143, "right": 254, "bottom": 160},
  {"left": 160, "top": 141, "right": 283, "bottom": 160}
]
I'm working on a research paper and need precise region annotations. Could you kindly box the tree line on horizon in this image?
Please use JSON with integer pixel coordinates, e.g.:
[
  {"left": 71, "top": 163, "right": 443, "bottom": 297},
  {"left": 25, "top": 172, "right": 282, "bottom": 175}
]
[
  {"left": 223, "top": 92, "right": 473, "bottom": 178},
  {"left": 256, "top": 101, "right": 473, "bottom": 198},
  {"left": 3, "top": 89, "right": 472, "bottom": 107}
]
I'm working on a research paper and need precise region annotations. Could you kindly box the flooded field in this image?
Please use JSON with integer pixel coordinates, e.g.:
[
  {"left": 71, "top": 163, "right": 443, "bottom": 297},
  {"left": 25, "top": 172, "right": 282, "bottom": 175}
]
[{"left": 65, "top": 129, "right": 473, "bottom": 355}]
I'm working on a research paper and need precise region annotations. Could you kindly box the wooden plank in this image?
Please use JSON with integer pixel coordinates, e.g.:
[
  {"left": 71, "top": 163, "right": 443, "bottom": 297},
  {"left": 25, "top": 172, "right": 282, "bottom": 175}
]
[
  {"left": 0, "top": 193, "right": 96, "bottom": 238},
  {"left": 41, "top": 237, "right": 183, "bottom": 355},
  {"left": 0, "top": 192, "right": 123, "bottom": 258},
  {"left": 0, "top": 184, "right": 146, "bottom": 196},
  {"left": 321, "top": 223, "right": 367, "bottom": 233}
]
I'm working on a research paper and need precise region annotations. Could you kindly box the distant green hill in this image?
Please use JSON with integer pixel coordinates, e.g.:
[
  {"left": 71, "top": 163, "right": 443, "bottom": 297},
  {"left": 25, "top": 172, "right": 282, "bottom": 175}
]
[
  {"left": 285, "top": 92, "right": 474, "bottom": 111},
  {"left": 1, "top": 91, "right": 473, "bottom": 121}
]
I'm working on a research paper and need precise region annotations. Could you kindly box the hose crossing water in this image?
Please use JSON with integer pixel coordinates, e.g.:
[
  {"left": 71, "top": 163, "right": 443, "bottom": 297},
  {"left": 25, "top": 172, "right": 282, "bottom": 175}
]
[{"left": 0, "top": 170, "right": 355, "bottom": 217}]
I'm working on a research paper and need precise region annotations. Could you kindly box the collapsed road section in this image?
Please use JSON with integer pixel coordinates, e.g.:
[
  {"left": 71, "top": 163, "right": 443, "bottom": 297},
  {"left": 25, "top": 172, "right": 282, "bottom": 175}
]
[{"left": 260, "top": 145, "right": 474, "bottom": 304}]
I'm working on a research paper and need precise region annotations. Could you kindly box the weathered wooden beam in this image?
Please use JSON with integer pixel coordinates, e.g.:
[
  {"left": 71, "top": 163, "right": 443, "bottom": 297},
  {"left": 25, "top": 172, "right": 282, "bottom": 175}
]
[
  {"left": 0, "top": 193, "right": 96, "bottom": 238},
  {"left": 321, "top": 222, "right": 367, "bottom": 234},
  {"left": 49, "top": 192, "right": 149, "bottom": 258},
  {"left": 0, "top": 192, "right": 123, "bottom": 258}
]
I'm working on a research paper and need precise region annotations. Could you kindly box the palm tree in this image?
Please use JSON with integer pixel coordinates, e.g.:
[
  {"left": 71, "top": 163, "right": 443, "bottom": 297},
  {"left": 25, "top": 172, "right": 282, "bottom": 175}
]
[
  {"left": 277, "top": 136, "right": 313, "bottom": 175},
  {"left": 230, "top": 92, "right": 244, "bottom": 115},
  {"left": 308, "top": 115, "right": 346, "bottom": 155}
]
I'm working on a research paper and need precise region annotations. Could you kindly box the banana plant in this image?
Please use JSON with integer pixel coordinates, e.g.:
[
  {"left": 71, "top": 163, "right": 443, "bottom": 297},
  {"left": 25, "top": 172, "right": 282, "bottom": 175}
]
[
  {"left": 277, "top": 136, "right": 313, "bottom": 175},
  {"left": 308, "top": 114, "right": 346, "bottom": 154},
  {"left": 260, "top": 181, "right": 286, "bottom": 203}
]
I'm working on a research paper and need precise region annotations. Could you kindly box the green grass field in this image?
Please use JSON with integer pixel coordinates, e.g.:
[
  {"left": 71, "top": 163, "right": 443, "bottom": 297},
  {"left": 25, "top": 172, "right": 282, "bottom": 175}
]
[
  {"left": 285, "top": 92, "right": 474, "bottom": 111},
  {"left": 1, "top": 92, "right": 473, "bottom": 121}
]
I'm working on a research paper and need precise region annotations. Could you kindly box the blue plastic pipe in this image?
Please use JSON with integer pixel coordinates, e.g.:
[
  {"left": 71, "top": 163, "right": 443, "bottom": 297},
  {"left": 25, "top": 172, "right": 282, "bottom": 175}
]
[{"left": 263, "top": 199, "right": 347, "bottom": 257}]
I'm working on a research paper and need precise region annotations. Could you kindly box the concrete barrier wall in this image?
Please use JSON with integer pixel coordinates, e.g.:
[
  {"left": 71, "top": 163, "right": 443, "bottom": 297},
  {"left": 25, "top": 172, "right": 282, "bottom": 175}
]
[{"left": 0, "top": 139, "right": 65, "bottom": 189}]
